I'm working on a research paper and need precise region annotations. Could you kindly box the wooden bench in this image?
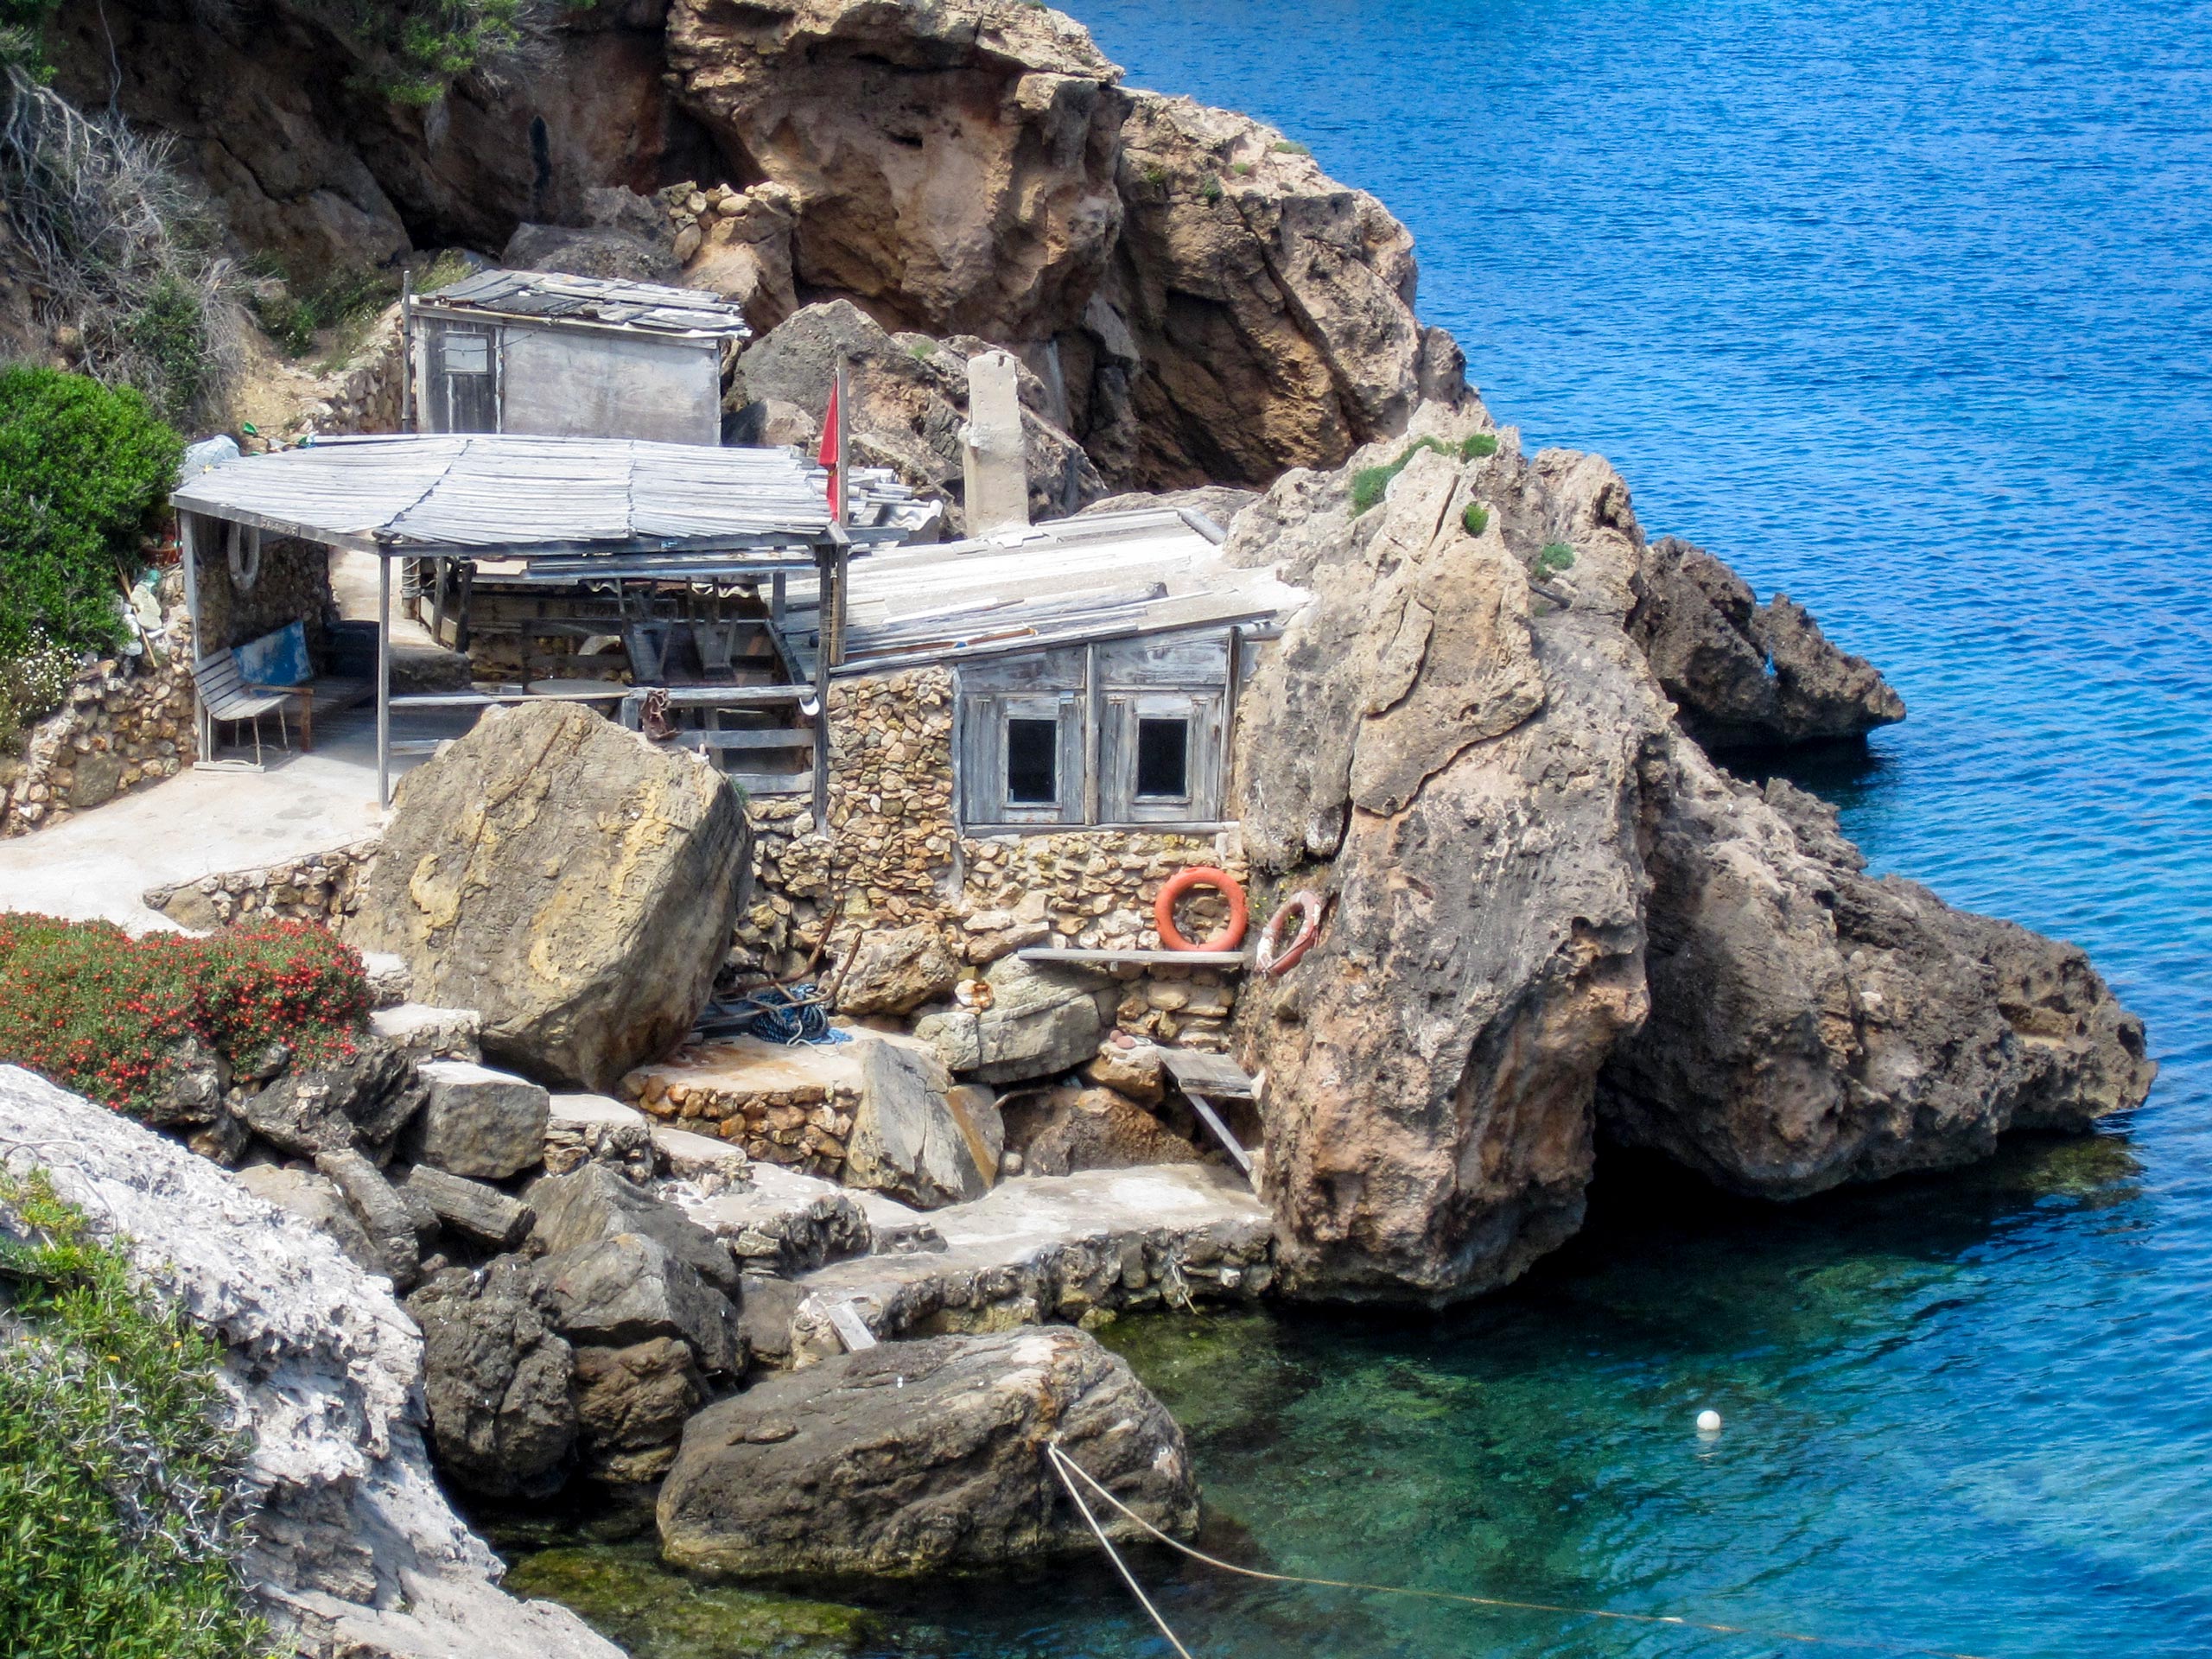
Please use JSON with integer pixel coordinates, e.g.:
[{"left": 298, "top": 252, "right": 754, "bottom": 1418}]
[{"left": 194, "top": 625, "right": 371, "bottom": 760}]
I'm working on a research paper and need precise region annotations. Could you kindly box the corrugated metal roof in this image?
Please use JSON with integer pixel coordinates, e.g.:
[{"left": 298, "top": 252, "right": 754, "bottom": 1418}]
[
  {"left": 171, "top": 434, "right": 835, "bottom": 555},
  {"left": 786, "top": 508, "right": 1306, "bottom": 673},
  {"left": 418, "top": 269, "right": 753, "bottom": 340}
]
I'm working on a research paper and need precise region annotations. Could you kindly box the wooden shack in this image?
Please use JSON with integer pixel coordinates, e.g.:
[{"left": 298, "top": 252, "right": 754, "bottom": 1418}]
[{"left": 407, "top": 270, "right": 752, "bottom": 447}]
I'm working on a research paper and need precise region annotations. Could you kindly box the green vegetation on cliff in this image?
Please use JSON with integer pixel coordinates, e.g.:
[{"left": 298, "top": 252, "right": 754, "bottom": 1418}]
[
  {"left": 0, "top": 365, "right": 179, "bottom": 672},
  {"left": 0, "top": 1169, "right": 266, "bottom": 1657}
]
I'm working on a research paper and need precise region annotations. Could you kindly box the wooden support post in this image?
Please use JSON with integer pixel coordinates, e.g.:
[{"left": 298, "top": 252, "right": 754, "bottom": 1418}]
[
  {"left": 811, "top": 546, "right": 833, "bottom": 825},
  {"left": 377, "top": 553, "right": 392, "bottom": 810},
  {"left": 179, "top": 512, "right": 210, "bottom": 762},
  {"left": 398, "top": 272, "right": 415, "bottom": 434}
]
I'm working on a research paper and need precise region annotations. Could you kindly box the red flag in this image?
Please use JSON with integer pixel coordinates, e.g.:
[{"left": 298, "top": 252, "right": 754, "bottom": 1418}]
[{"left": 817, "top": 372, "right": 845, "bottom": 524}]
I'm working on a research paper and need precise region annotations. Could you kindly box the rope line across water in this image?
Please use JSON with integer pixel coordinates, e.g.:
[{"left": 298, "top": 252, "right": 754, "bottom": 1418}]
[{"left": 1043, "top": 1443, "right": 1994, "bottom": 1659}]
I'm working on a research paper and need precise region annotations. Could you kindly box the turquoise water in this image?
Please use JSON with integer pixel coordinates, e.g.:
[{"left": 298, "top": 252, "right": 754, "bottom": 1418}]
[{"left": 512, "top": 3, "right": 2212, "bottom": 1653}]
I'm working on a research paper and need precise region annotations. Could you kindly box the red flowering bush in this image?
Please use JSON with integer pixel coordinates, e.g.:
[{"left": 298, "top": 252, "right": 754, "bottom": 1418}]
[{"left": 0, "top": 913, "right": 369, "bottom": 1118}]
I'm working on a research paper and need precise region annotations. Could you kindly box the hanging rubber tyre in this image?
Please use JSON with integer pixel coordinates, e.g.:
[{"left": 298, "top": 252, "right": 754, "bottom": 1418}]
[
  {"left": 1257, "top": 890, "right": 1325, "bottom": 976},
  {"left": 1154, "top": 866, "right": 1249, "bottom": 952}
]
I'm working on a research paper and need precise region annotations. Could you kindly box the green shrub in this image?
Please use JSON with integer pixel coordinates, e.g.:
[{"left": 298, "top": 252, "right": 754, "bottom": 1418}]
[
  {"left": 1198, "top": 173, "right": 1224, "bottom": 204},
  {"left": 0, "top": 913, "right": 370, "bottom": 1117},
  {"left": 1534, "top": 542, "right": 1577, "bottom": 580},
  {"left": 0, "top": 366, "right": 181, "bottom": 664},
  {"left": 1460, "top": 431, "right": 1498, "bottom": 459},
  {"left": 0, "top": 1169, "right": 267, "bottom": 1658},
  {"left": 1271, "top": 140, "right": 1312, "bottom": 157},
  {"left": 1462, "top": 502, "right": 1490, "bottom": 537}
]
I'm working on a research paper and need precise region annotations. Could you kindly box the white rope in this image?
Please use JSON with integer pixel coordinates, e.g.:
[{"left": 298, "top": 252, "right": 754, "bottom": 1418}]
[
  {"left": 1046, "top": 1442, "right": 1197, "bottom": 1659},
  {"left": 1046, "top": 1441, "right": 1993, "bottom": 1659}
]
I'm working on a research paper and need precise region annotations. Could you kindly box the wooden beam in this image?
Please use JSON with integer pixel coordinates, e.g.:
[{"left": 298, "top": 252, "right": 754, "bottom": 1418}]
[{"left": 376, "top": 553, "right": 391, "bottom": 809}]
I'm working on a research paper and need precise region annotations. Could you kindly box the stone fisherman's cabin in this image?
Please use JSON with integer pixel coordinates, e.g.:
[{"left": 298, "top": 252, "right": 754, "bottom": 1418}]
[{"left": 163, "top": 278, "right": 1307, "bottom": 1207}]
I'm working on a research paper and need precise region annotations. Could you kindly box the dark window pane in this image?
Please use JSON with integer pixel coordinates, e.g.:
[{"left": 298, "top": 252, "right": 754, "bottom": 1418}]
[
  {"left": 1006, "top": 716, "right": 1058, "bottom": 804},
  {"left": 1135, "top": 717, "right": 1189, "bottom": 799}
]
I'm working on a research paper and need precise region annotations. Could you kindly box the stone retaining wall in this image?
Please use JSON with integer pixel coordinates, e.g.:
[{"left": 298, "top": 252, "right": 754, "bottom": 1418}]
[
  {"left": 143, "top": 839, "right": 379, "bottom": 931},
  {"left": 1, "top": 578, "right": 196, "bottom": 837}
]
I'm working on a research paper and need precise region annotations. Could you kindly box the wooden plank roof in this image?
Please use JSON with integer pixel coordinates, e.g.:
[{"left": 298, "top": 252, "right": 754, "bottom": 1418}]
[
  {"left": 171, "top": 433, "right": 838, "bottom": 556},
  {"left": 786, "top": 506, "right": 1307, "bottom": 673},
  {"left": 417, "top": 269, "right": 752, "bottom": 340}
]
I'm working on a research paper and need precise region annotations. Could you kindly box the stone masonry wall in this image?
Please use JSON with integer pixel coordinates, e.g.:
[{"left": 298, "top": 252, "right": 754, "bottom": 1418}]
[
  {"left": 1, "top": 576, "right": 196, "bottom": 837},
  {"left": 734, "top": 664, "right": 1249, "bottom": 1050},
  {"left": 143, "top": 839, "right": 379, "bottom": 931}
]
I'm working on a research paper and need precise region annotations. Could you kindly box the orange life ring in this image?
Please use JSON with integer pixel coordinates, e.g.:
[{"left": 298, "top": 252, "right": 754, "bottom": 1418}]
[
  {"left": 1258, "top": 890, "right": 1325, "bottom": 976},
  {"left": 1154, "top": 866, "right": 1249, "bottom": 953}
]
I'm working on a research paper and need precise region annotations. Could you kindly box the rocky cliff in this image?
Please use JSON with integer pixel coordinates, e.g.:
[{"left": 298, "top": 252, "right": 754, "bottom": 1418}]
[
  {"left": 1227, "top": 404, "right": 2153, "bottom": 1303},
  {"left": 41, "top": 0, "right": 1457, "bottom": 487}
]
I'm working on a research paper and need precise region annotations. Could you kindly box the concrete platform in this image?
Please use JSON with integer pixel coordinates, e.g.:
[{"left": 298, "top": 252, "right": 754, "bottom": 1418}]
[
  {"left": 782, "top": 1164, "right": 1274, "bottom": 1363},
  {"left": 0, "top": 702, "right": 467, "bottom": 931}
]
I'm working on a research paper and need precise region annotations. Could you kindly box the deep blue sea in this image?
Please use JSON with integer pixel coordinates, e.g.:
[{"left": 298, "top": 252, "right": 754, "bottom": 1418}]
[{"left": 509, "top": 3, "right": 2212, "bottom": 1654}]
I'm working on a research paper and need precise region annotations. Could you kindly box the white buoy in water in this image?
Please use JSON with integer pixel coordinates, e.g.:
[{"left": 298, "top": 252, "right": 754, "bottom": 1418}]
[{"left": 1696, "top": 1408, "right": 1723, "bottom": 1434}]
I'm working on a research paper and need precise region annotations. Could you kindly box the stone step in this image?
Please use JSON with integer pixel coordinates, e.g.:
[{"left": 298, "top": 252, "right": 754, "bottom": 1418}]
[
  {"left": 406, "top": 1060, "right": 550, "bottom": 1181},
  {"left": 665, "top": 1160, "right": 870, "bottom": 1278},
  {"left": 371, "top": 1001, "right": 483, "bottom": 1063},
  {"left": 779, "top": 1165, "right": 1274, "bottom": 1366}
]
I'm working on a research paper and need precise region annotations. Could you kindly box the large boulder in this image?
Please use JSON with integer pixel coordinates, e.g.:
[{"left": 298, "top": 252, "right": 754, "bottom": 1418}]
[
  {"left": 657, "top": 1327, "right": 1198, "bottom": 1576},
  {"left": 0, "top": 1065, "right": 622, "bottom": 1659},
  {"left": 404, "top": 1260, "right": 578, "bottom": 1498},
  {"left": 570, "top": 1337, "right": 704, "bottom": 1484},
  {"left": 1224, "top": 404, "right": 2152, "bottom": 1304},
  {"left": 347, "top": 700, "right": 751, "bottom": 1092},
  {"left": 1630, "top": 535, "right": 1904, "bottom": 749},
  {"left": 1599, "top": 749, "right": 2155, "bottom": 1195},
  {"left": 834, "top": 922, "right": 963, "bottom": 1017},
  {"left": 1230, "top": 415, "right": 1656, "bottom": 1302},
  {"left": 236, "top": 1034, "right": 425, "bottom": 1158}
]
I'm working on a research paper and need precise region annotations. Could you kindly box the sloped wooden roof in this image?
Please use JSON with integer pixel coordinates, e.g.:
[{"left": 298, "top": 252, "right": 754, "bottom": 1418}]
[{"left": 417, "top": 269, "right": 752, "bottom": 340}]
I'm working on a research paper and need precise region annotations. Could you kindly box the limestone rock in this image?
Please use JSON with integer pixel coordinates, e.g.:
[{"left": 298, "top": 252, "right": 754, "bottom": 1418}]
[
  {"left": 1082, "top": 1037, "right": 1166, "bottom": 1105},
  {"left": 141, "top": 1035, "right": 230, "bottom": 1127},
  {"left": 680, "top": 181, "right": 801, "bottom": 331},
  {"left": 315, "top": 1147, "right": 423, "bottom": 1290},
  {"left": 233, "top": 1164, "right": 381, "bottom": 1277},
  {"left": 1630, "top": 536, "right": 1905, "bottom": 749},
  {"left": 238, "top": 1036, "right": 426, "bottom": 1158},
  {"left": 913, "top": 955, "right": 1116, "bottom": 1085},
  {"left": 545, "top": 1092, "right": 660, "bottom": 1182},
  {"left": 405, "top": 1259, "right": 578, "bottom": 1498},
  {"left": 571, "top": 1337, "right": 703, "bottom": 1484},
  {"left": 528, "top": 1161, "right": 742, "bottom": 1295},
  {"left": 668, "top": 0, "right": 1125, "bottom": 348},
  {"left": 842, "top": 1033, "right": 996, "bottom": 1209},
  {"left": 405, "top": 1060, "right": 550, "bottom": 1180},
  {"left": 1599, "top": 750, "right": 2156, "bottom": 1195},
  {"left": 1231, "top": 413, "right": 1666, "bottom": 1302},
  {"left": 999, "top": 1084, "right": 1201, "bottom": 1176},
  {"left": 835, "top": 923, "right": 963, "bottom": 1016},
  {"left": 370, "top": 1002, "right": 484, "bottom": 1064},
  {"left": 537, "top": 1232, "right": 745, "bottom": 1378},
  {"left": 732, "top": 301, "right": 1104, "bottom": 531},
  {"left": 649, "top": 1122, "right": 753, "bottom": 1190},
  {"left": 671, "top": 1160, "right": 871, "bottom": 1275},
  {"left": 657, "top": 1327, "right": 1198, "bottom": 1575},
  {"left": 1103, "top": 90, "right": 1453, "bottom": 486},
  {"left": 347, "top": 700, "right": 751, "bottom": 1092},
  {"left": 0, "top": 1065, "right": 622, "bottom": 1659},
  {"left": 399, "top": 1163, "right": 536, "bottom": 1249}
]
